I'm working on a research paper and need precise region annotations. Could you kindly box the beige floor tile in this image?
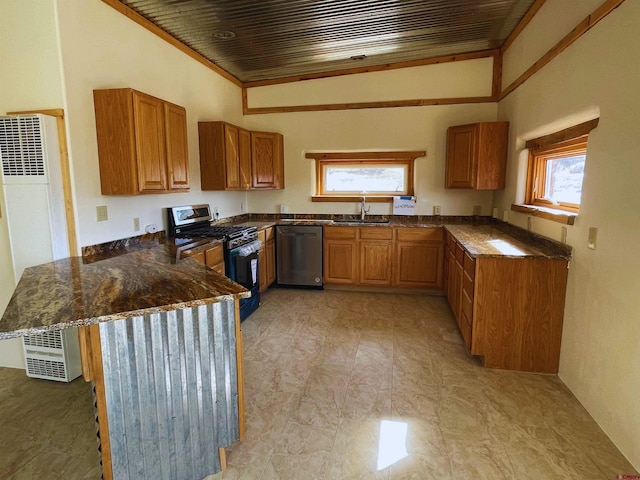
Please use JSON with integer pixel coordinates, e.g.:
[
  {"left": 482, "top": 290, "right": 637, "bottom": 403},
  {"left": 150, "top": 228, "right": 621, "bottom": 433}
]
[{"left": 1, "top": 288, "right": 637, "bottom": 479}]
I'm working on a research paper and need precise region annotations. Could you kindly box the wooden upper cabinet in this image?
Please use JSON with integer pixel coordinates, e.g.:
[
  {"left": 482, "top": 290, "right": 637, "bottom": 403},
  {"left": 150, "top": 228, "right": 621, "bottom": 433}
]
[
  {"left": 238, "top": 128, "right": 252, "bottom": 190},
  {"left": 251, "top": 131, "right": 284, "bottom": 189},
  {"left": 94, "top": 88, "right": 189, "bottom": 195},
  {"left": 199, "top": 122, "right": 245, "bottom": 190},
  {"left": 199, "top": 122, "right": 282, "bottom": 190},
  {"left": 164, "top": 103, "right": 189, "bottom": 191},
  {"left": 445, "top": 121, "right": 508, "bottom": 190}
]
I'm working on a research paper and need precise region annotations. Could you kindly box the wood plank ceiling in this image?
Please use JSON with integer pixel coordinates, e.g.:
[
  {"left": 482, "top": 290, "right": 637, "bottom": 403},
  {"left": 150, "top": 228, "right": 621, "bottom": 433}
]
[{"left": 117, "top": 0, "right": 537, "bottom": 83}]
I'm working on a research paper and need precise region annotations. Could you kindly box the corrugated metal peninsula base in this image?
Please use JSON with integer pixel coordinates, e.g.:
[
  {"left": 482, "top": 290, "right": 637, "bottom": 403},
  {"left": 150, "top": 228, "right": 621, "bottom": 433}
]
[{"left": 98, "top": 301, "right": 238, "bottom": 479}]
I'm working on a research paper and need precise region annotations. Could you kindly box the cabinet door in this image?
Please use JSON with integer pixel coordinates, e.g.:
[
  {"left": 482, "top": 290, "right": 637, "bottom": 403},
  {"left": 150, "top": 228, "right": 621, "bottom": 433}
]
[
  {"left": 360, "top": 241, "right": 392, "bottom": 285},
  {"left": 132, "top": 91, "right": 167, "bottom": 192},
  {"left": 238, "top": 128, "right": 252, "bottom": 190},
  {"left": 266, "top": 238, "right": 276, "bottom": 286},
  {"left": 205, "top": 244, "right": 224, "bottom": 270},
  {"left": 258, "top": 246, "right": 267, "bottom": 291},
  {"left": 251, "top": 132, "right": 283, "bottom": 189},
  {"left": 445, "top": 124, "right": 477, "bottom": 189},
  {"left": 224, "top": 124, "right": 241, "bottom": 189},
  {"left": 394, "top": 242, "right": 442, "bottom": 288},
  {"left": 324, "top": 240, "right": 357, "bottom": 284},
  {"left": 164, "top": 103, "right": 189, "bottom": 191}
]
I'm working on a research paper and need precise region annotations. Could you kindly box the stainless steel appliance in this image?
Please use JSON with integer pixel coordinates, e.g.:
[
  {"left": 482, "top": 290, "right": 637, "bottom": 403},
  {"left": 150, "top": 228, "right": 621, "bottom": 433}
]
[
  {"left": 276, "top": 225, "right": 323, "bottom": 287},
  {"left": 167, "top": 204, "right": 261, "bottom": 321}
]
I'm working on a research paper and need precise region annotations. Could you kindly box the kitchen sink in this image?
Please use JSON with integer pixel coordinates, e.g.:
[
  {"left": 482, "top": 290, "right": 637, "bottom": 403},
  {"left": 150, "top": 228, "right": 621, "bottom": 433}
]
[{"left": 332, "top": 219, "right": 390, "bottom": 224}]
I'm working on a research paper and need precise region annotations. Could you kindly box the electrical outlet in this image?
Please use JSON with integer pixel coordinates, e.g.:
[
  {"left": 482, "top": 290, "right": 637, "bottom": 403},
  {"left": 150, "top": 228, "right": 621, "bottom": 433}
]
[
  {"left": 280, "top": 204, "right": 288, "bottom": 213},
  {"left": 473, "top": 205, "right": 481, "bottom": 216},
  {"left": 433, "top": 205, "right": 441, "bottom": 215},
  {"left": 588, "top": 227, "right": 598, "bottom": 250},
  {"left": 240, "top": 202, "right": 244, "bottom": 212},
  {"left": 527, "top": 216, "right": 532, "bottom": 231},
  {"left": 492, "top": 207, "right": 498, "bottom": 218},
  {"left": 561, "top": 227, "right": 567, "bottom": 243},
  {"left": 133, "top": 217, "right": 140, "bottom": 231},
  {"left": 502, "top": 210, "right": 509, "bottom": 222},
  {"left": 96, "top": 205, "right": 108, "bottom": 222},
  {"left": 212, "top": 206, "right": 219, "bottom": 220}
]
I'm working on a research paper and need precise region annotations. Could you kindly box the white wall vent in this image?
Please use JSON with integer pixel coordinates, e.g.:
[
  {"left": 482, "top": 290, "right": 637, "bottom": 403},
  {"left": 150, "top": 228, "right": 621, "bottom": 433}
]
[
  {"left": 23, "top": 328, "right": 82, "bottom": 382},
  {"left": 0, "top": 115, "right": 47, "bottom": 180}
]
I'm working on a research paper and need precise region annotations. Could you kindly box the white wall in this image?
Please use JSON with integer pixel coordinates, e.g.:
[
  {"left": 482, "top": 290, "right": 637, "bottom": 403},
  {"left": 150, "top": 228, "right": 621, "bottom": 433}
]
[
  {"left": 244, "top": 58, "right": 499, "bottom": 216},
  {"left": 55, "top": 0, "right": 247, "bottom": 248},
  {"left": 496, "top": 0, "right": 640, "bottom": 469},
  {"left": 248, "top": 57, "right": 493, "bottom": 107}
]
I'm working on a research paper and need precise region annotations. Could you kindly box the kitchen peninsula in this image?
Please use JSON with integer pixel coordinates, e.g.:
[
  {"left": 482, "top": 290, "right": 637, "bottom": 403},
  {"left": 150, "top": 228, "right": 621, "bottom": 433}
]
[{"left": 0, "top": 237, "right": 248, "bottom": 480}]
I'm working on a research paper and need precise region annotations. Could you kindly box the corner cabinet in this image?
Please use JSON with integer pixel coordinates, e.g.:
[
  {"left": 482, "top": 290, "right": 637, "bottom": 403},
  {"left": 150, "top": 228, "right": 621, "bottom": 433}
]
[
  {"left": 251, "top": 132, "right": 284, "bottom": 189},
  {"left": 199, "top": 122, "right": 284, "bottom": 191},
  {"left": 199, "top": 122, "right": 252, "bottom": 190},
  {"left": 445, "top": 121, "right": 508, "bottom": 190},
  {"left": 93, "top": 88, "right": 189, "bottom": 195}
]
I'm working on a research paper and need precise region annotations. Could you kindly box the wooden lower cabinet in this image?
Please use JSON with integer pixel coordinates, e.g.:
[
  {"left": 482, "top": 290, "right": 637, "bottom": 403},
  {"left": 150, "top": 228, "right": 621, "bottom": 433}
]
[
  {"left": 258, "top": 227, "right": 276, "bottom": 291},
  {"left": 324, "top": 226, "right": 358, "bottom": 284},
  {"left": 266, "top": 237, "right": 276, "bottom": 286},
  {"left": 189, "top": 243, "right": 225, "bottom": 274},
  {"left": 444, "top": 229, "right": 568, "bottom": 373},
  {"left": 324, "top": 226, "right": 443, "bottom": 289},
  {"left": 359, "top": 227, "right": 393, "bottom": 285},
  {"left": 394, "top": 227, "right": 443, "bottom": 288}
]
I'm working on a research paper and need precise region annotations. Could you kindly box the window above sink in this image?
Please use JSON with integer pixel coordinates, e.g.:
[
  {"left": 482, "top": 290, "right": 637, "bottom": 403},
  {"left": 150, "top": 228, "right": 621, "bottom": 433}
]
[{"left": 306, "top": 151, "right": 425, "bottom": 202}]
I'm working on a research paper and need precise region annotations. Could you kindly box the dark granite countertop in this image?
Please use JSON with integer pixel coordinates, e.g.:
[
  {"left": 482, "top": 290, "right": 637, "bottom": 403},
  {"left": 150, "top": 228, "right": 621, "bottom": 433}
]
[
  {"left": 445, "top": 224, "right": 571, "bottom": 259},
  {"left": 0, "top": 238, "right": 249, "bottom": 340},
  {"left": 233, "top": 215, "right": 570, "bottom": 259}
]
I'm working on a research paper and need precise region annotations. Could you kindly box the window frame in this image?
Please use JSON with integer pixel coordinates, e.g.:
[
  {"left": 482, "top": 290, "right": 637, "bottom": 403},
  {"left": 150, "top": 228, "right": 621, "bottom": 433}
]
[
  {"left": 306, "top": 151, "right": 423, "bottom": 202},
  {"left": 526, "top": 136, "right": 588, "bottom": 213}
]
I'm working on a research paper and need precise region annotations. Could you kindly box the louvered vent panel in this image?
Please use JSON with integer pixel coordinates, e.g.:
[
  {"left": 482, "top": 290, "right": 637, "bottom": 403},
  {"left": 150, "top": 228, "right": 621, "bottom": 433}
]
[
  {"left": 23, "top": 331, "right": 63, "bottom": 349},
  {"left": 0, "top": 115, "right": 46, "bottom": 177},
  {"left": 26, "top": 357, "right": 67, "bottom": 379}
]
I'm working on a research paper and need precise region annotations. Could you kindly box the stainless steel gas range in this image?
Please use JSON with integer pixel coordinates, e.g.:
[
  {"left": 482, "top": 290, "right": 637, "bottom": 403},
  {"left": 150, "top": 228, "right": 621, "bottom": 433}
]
[{"left": 167, "top": 204, "right": 261, "bottom": 321}]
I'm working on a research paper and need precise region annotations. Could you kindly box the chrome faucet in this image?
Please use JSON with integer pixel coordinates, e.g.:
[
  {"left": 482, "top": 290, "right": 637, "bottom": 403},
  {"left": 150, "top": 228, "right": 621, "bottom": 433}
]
[{"left": 360, "top": 196, "right": 370, "bottom": 220}]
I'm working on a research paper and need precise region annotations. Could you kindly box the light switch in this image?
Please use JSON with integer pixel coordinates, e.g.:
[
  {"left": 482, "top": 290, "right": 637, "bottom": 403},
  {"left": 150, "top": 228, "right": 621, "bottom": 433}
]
[
  {"left": 588, "top": 227, "right": 598, "bottom": 250},
  {"left": 433, "top": 205, "right": 441, "bottom": 215},
  {"left": 561, "top": 227, "right": 567, "bottom": 244},
  {"left": 133, "top": 218, "right": 140, "bottom": 231}
]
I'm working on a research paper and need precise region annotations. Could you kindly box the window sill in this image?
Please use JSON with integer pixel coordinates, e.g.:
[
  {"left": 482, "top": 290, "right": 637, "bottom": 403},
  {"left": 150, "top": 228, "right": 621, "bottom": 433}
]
[
  {"left": 511, "top": 204, "right": 577, "bottom": 225},
  {"left": 312, "top": 196, "right": 394, "bottom": 203}
]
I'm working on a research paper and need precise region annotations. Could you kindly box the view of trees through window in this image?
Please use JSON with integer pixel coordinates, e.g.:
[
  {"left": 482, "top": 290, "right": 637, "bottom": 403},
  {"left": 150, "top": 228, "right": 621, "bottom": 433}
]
[{"left": 544, "top": 154, "right": 586, "bottom": 205}]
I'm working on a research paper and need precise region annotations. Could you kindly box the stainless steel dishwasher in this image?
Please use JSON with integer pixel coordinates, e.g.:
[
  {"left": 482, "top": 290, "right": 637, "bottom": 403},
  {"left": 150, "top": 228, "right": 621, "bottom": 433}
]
[{"left": 276, "top": 225, "right": 323, "bottom": 287}]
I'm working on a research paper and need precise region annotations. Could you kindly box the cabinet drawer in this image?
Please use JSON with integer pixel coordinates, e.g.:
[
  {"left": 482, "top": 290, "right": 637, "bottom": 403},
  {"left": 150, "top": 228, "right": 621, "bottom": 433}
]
[
  {"left": 464, "top": 252, "right": 475, "bottom": 279},
  {"left": 395, "top": 227, "right": 443, "bottom": 242},
  {"left": 205, "top": 245, "right": 224, "bottom": 268},
  {"left": 324, "top": 226, "right": 357, "bottom": 239},
  {"left": 455, "top": 243, "right": 464, "bottom": 263},
  {"left": 360, "top": 227, "right": 393, "bottom": 240}
]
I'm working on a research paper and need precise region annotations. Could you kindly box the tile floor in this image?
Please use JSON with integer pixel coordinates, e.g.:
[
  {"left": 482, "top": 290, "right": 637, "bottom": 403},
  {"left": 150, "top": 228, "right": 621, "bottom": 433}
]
[{"left": 0, "top": 288, "right": 637, "bottom": 479}]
